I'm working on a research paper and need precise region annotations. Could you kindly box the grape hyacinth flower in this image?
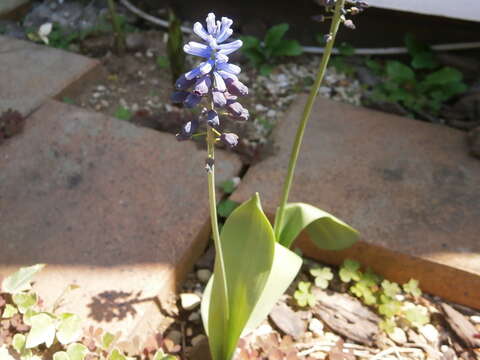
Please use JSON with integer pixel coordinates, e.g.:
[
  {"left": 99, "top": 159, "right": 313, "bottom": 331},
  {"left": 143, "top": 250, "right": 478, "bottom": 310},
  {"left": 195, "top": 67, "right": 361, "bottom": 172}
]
[{"left": 172, "top": 12, "right": 249, "bottom": 146}]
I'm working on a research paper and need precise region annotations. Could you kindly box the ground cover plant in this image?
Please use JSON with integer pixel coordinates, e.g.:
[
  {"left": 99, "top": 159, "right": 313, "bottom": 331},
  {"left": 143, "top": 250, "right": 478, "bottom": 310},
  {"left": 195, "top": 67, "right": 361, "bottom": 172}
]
[{"left": 171, "top": 1, "right": 367, "bottom": 358}]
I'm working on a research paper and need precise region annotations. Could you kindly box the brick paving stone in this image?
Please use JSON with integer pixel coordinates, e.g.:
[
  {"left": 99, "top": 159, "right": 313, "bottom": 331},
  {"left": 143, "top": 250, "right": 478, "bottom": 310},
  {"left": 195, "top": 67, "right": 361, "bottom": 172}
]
[
  {"left": 0, "top": 0, "right": 29, "bottom": 18},
  {"left": 0, "top": 35, "right": 101, "bottom": 116},
  {"left": 0, "top": 100, "right": 242, "bottom": 337},
  {"left": 231, "top": 95, "right": 480, "bottom": 308}
]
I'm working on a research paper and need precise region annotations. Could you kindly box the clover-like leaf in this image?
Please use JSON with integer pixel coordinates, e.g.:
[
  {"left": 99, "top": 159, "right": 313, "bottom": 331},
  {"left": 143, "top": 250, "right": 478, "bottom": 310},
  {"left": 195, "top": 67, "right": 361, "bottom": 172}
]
[
  {"left": 12, "top": 334, "right": 26, "bottom": 354},
  {"left": 25, "top": 313, "right": 56, "bottom": 348},
  {"left": 12, "top": 293, "right": 37, "bottom": 314},
  {"left": 53, "top": 352, "right": 69, "bottom": 360},
  {"left": 310, "top": 267, "right": 333, "bottom": 290},
  {"left": 379, "top": 318, "right": 396, "bottom": 335},
  {"left": 378, "top": 299, "right": 402, "bottom": 318},
  {"left": 2, "top": 304, "right": 18, "bottom": 318},
  {"left": 381, "top": 280, "right": 401, "bottom": 298},
  {"left": 2, "top": 264, "right": 45, "bottom": 294},
  {"left": 350, "top": 281, "right": 377, "bottom": 305},
  {"left": 403, "top": 279, "right": 422, "bottom": 298},
  {"left": 102, "top": 332, "right": 115, "bottom": 350},
  {"left": 404, "top": 304, "right": 429, "bottom": 328},
  {"left": 339, "top": 259, "right": 361, "bottom": 283},
  {"left": 67, "top": 343, "right": 88, "bottom": 360},
  {"left": 294, "top": 281, "right": 316, "bottom": 308},
  {"left": 57, "top": 313, "right": 82, "bottom": 345}
]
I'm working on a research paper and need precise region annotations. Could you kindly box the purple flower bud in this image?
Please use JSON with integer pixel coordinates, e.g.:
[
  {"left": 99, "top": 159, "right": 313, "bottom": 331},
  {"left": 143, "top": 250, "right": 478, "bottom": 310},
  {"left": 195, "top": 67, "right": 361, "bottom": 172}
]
[
  {"left": 344, "top": 19, "right": 356, "bottom": 29},
  {"left": 206, "top": 110, "right": 219, "bottom": 128},
  {"left": 220, "top": 133, "right": 239, "bottom": 148},
  {"left": 184, "top": 93, "right": 202, "bottom": 108},
  {"left": 175, "top": 74, "right": 196, "bottom": 91},
  {"left": 225, "top": 78, "right": 248, "bottom": 97},
  {"left": 193, "top": 75, "right": 212, "bottom": 96},
  {"left": 176, "top": 119, "right": 199, "bottom": 141},
  {"left": 212, "top": 90, "right": 227, "bottom": 107},
  {"left": 171, "top": 91, "right": 189, "bottom": 103},
  {"left": 226, "top": 100, "right": 249, "bottom": 121},
  {"left": 312, "top": 15, "right": 325, "bottom": 22}
]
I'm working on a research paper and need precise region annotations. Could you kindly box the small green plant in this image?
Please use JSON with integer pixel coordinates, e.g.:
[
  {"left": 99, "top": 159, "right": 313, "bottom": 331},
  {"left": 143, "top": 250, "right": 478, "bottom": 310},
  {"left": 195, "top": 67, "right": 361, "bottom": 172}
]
[
  {"left": 156, "top": 55, "right": 170, "bottom": 69},
  {"left": 310, "top": 266, "right": 333, "bottom": 289},
  {"left": 114, "top": 106, "right": 132, "bottom": 121},
  {"left": 217, "top": 199, "right": 239, "bottom": 218},
  {"left": 294, "top": 281, "right": 317, "bottom": 308},
  {"left": 329, "top": 42, "right": 356, "bottom": 76},
  {"left": 367, "top": 34, "right": 467, "bottom": 116},
  {"left": 240, "top": 23, "right": 303, "bottom": 75},
  {"left": 0, "top": 265, "right": 175, "bottom": 360},
  {"left": 338, "top": 259, "right": 430, "bottom": 335}
]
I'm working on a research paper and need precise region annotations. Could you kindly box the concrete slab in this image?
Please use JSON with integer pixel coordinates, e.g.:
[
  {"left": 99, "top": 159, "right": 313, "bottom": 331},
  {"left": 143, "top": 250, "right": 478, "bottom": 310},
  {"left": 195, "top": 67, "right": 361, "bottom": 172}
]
[
  {"left": 0, "top": 100, "right": 242, "bottom": 337},
  {"left": 231, "top": 95, "right": 480, "bottom": 309},
  {"left": 0, "top": 35, "right": 101, "bottom": 116}
]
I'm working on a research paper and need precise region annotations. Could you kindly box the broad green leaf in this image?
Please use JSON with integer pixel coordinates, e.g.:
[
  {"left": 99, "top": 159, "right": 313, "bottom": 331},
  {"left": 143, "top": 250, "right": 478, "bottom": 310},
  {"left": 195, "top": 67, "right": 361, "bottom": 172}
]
[
  {"left": 203, "top": 193, "right": 275, "bottom": 360},
  {"left": 264, "top": 23, "right": 289, "bottom": 51},
  {"left": 239, "top": 35, "right": 260, "bottom": 50},
  {"left": 2, "top": 304, "right": 18, "bottom": 318},
  {"left": 275, "top": 203, "right": 359, "bottom": 249},
  {"left": 12, "top": 334, "right": 26, "bottom": 353},
  {"left": 411, "top": 52, "right": 438, "bottom": 70},
  {"left": 0, "top": 346, "right": 15, "bottom": 360},
  {"left": 2, "top": 264, "right": 45, "bottom": 293},
  {"left": 23, "top": 309, "right": 38, "bottom": 326},
  {"left": 66, "top": 343, "right": 88, "bottom": 360},
  {"left": 53, "top": 352, "right": 69, "bottom": 360},
  {"left": 12, "top": 293, "right": 37, "bottom": 314},
  {"left": 386, "top": 61, "right": 415, "bottom": 83},
  {"left": 202, "top": 243, "right": 302, "bottom": 336},
  {"left": 423, "top": 67, "right": 463, "bottom": 86},
  {"left": 243, "top": 243, "right": 301, "bottom": 333},
  {"left": 108, "top": 349, "right": 130, "bottom": 360},
  {"left": 25, "top": 313, "right": 56, "bottom": 348},
  {"left": 57, "top": 313, "right": 82, "bottom": 345},
  {"left": 272, "top": 39, "right": 303, "bottom": 57},
  {"left": 404, "top": 33, "right": 429, "bottom": 57}
]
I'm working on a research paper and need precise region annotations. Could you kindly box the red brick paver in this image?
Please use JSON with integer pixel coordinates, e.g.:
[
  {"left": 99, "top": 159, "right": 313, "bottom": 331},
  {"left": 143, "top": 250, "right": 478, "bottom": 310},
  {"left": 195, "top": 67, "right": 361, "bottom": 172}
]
[
  {"left": 231, "top": 95, "right": 480, "bottom": 309},
  {"left": 0, "top": 35, "right": 101, "bottom": 116},
  {"left": 0, "top": 100, "right": 242, "bottom": 336}
]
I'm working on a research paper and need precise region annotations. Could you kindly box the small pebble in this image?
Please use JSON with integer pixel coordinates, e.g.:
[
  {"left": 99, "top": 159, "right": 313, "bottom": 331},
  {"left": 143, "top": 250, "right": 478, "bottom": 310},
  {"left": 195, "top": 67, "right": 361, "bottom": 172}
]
[
  {"left": 188, "top": 312, "right": 200, "bottom": 322},
  {"left": 471, "top": 315, "right": 480, "bottom": 324},
  {"left": 191, "top": 334, "right": 207, "bottom": 347},
  {"left": 388, "top": 327, "right": 407, "bottom": 344},
  {"left": 180, "top": 293, "right": 201, "bottom": 311},
  {"left": 196, "top": 269, "right": 211, "bottom": 283},
  {"left": 186, "top": 327, "right": 193, "bottom": 337},
  {"left": 97, "top": 85, "right": 106, "bottom": 92},
  {"left": 308, "top": 318, "right": 324, "bottom": 336},
  {"left": 420, "top": 324, "right": 439, "bottom": 344},
  {"left": 166, "top": 330, "right": 182, "bottom": 345}
]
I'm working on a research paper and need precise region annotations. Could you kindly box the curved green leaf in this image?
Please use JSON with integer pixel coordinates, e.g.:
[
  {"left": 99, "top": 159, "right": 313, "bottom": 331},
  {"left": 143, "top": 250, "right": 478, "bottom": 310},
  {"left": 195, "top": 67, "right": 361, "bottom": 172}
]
[
  {"left": 26, "top": 313, "right": 56, "bottom": 348},
  {"left": 276, "top": 203, "right": 359, "bottom": 249},
  {"left": 2, "top": 264, "right": 45, "bottom": 294},
  {"left": 57, "top": 314, "right": 82, "bottom": 345},
  {"left": 264, "top": 23, "right": 289, "bottom": 51},
  {"left": 203, "top": 193, "right": 275, "bottom": 360},
  {"left": 66, "top": 343, "right": 88, "bottom": 360},
  {"left": 202, "top": 243, "right": 302, "bottom": 337}
]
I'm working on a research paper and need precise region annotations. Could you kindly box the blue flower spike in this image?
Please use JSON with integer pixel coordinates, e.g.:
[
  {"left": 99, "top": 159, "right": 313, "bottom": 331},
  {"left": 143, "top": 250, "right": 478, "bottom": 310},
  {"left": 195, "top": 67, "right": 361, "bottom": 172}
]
[{"left": 174, "top": 13, "right": 248, "bottom": 145}]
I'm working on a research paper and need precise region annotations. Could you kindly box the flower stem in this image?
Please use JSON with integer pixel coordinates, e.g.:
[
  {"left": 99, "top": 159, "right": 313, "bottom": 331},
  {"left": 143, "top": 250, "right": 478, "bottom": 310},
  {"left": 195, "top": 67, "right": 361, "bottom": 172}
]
[
  {"left": 273, "top": 0, "right": 346, "bottom": 241},
  {"left": 206, "top": 125, "right": 229, "bottom": 310}
]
